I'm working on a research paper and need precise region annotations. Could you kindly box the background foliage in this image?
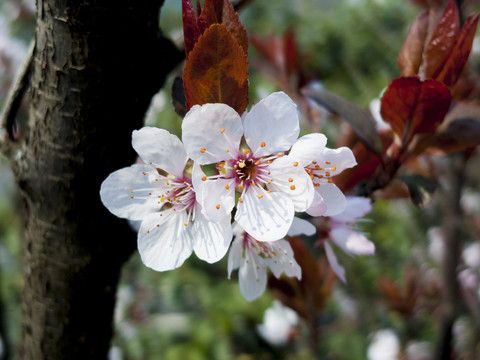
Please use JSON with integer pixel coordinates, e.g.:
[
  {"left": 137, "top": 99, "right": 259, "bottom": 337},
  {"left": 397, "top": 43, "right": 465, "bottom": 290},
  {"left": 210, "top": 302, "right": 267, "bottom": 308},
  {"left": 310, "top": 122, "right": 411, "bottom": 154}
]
[{"left": 1, "top": 0, "right": 480, "bottom": 359}]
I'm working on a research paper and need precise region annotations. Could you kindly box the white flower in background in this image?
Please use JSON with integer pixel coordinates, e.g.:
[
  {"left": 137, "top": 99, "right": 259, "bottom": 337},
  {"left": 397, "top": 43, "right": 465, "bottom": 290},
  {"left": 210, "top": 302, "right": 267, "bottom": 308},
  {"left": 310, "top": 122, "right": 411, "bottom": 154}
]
[
  {"left": 228, "top": 217, "right": 315, "bottom": 301},
  {"left": 287, "top": 133, "right": 357, "bottom": 217},
  {"left": 257, "top": 300, "right": 299, "bottom": 346},
  {"left": 100, "top": 127, "right": 232, "bottom": 271},
  {"left": 182, "top": 92, "right": 314, "bottom": 242},
  {"left": 318, "top": 196, "right": 374, "bottom": 282},
  {"left": 367, "top": 329, "right": 400, "bottom": 360}
]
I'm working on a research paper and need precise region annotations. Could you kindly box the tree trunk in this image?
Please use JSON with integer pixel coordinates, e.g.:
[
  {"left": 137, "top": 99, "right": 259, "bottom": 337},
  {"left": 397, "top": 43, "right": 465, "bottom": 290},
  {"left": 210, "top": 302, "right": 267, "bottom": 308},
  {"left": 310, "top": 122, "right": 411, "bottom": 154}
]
[{"left": 8, "top": 0, "right": 181, "bottom": 358}]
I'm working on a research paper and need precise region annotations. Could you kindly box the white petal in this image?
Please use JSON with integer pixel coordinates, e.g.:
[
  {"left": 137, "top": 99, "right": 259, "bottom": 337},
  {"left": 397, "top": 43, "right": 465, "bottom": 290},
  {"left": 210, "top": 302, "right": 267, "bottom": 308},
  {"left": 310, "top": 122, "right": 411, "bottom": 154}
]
[
  {"left": 191, "top": 162, "right": 206, "bottom": 205},
  {"left": 324, "top": 241, "right": 346, "bottom": 283},
  {"left": 332, "top": 196, "right": 372, "bottom": 223},
  {"left": 100, "top": 164, "right": 163, "bottom": 220},
  {"left": 239, "top": 252, "right": 268, "bottom": 301},
  {"left": 306, "top": 190, "right": 327, "bottom": 217},
  {"left": 182, "top": 103, "right": 243, "bottom": 164},
  {"left": 235, "top": 187, "right": 294, "bottom": 242},
  {"left": 137, "top": 211, "right": 193, "bottom": 271},
  {"left": 268, "top": 155, "right": 314, "bottom": 212},
  {"left": 322, "top": 147, "right": 357, "bottom": 174},
  {"left": 289, "top": 133, "right": 327, "bottom": 167},
  {"left": 330, "top": 227, "right": 375, "bottom": 256},
  {"left": 198, "top": 178, "right": 236, "bottom": 221},
  {"left": 244, "top": 92, "right": 300, "bottom": 157},
  {"left": 132, "top": 127, "right": 187, "bottom": 178},
  {"left": 228, "top": 235, "right": 244, "bottom": 278},
  {"left": 288, "top": 217, "right": 316, "bottom": 237},
  {"left": 266, "top": 239, "right": 301, "bottom": 279},
  {"left": 192, "top": 210, "right": 232, "bottom": 263},
  {"left": 317, "top": 183, "right": 347, "bottom": 216}
]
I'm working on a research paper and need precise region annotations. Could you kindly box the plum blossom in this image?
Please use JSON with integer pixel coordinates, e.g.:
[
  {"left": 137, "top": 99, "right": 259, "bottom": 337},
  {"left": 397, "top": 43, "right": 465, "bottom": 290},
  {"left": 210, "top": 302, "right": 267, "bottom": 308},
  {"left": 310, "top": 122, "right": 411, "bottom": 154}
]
[
  {"left": 100, "top": 127, "right": 232, "bottom": 271},
  {"left": 182, "top": 92, "right": 314, "bottom": 242},
  {"left": 228, "top": 217, "right": 315, "bottom": 301},
  {"left": 286, "top": 133, "right": 357, "bottom": 217},
  {"left": 316, "top": 196, "right": 374, "bottom": 282},
  {"left": 257, "top": 300, "right": 299, "bottom": 346}
]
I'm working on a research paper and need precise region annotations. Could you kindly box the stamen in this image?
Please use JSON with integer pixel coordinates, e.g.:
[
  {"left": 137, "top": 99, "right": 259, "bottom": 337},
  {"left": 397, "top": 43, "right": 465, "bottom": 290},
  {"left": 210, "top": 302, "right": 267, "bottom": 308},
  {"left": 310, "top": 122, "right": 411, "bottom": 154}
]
[
  {"left": 326, "top": 161, "right": 331, "bottom": 165},
  {"left": 290, "top": 185, "right": 296, "bottom": 190},
  {"left": 277, "top": 153, "right": 283, "bottom": 157},
  {"left": 288, "top": 178, "right": 293, "bottom": 183},
  {"left": 226, "top": 149, "right": 230, "bottom": 153},
  {"left": 200, "top": 147, "right": 206, "bottom": 153},
  {"left": 258, "top": 194, "right": 263, "bottom": 199},
  {"left": 293, "top": 162, "right": 298, "bottom": 167},
  {"left": 220, "top": 128, "right": 225, "bottom": 134},
  {"left": 245, "top": 149, "right": 251, "bottom": 154},
  {"left": 328, "top": 178, "right": 333, "bottom": 183},
  {"left": 332, "top": 166, "right": 336, "bottom": 171},
  {"left": 216, "top": 204, "right": 220, "bottom": 210},
  {"left": 142, "top": 172, "right": 146, "bottom": 175},
  {"left": 239, "top": 197, "right": 243, "bottom": 203},
  {"left": 225, "top": 184, "right": 230, "bottom": 190},
  {"left": 202, "top": 176, "right": 207, "bottom": 181},
  {"left": 261, "top": 142, "right": 266, "bottom": 148}
]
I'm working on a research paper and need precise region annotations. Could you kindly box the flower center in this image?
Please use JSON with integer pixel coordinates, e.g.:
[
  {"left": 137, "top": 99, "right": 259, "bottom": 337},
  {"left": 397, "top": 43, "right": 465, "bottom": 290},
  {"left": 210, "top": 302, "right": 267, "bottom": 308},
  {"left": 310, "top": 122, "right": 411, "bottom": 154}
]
[{"left": 305, "top": 160, "right": 337, "bottom": 187}]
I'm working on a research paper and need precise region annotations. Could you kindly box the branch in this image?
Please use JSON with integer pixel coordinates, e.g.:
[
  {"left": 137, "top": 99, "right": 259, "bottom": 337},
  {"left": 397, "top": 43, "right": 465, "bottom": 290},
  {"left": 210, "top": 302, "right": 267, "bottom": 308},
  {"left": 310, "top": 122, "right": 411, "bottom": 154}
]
[
  {"left": 434, "top": 152, "right": 466, "bottom": 359},
  {"left": 0, "top": 40, "right": 34, "bottom": 151}
]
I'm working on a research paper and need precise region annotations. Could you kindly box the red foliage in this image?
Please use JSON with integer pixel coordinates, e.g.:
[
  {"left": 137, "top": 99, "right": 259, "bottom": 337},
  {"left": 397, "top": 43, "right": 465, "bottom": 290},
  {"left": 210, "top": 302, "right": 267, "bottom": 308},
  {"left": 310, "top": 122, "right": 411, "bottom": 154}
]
[
  {"left": 380, "top": 77, "right": 452, "bottom": 145},
  {"left": 183, "top": 24, "right": 249, "bottom": 114}
]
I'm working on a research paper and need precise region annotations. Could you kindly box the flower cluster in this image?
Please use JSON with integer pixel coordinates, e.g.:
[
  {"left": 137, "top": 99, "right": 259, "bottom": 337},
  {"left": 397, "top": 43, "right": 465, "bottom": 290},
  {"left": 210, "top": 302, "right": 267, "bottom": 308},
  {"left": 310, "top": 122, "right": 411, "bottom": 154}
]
[{"left": 100, "top": 92, "right": 371, "bottom": 300}]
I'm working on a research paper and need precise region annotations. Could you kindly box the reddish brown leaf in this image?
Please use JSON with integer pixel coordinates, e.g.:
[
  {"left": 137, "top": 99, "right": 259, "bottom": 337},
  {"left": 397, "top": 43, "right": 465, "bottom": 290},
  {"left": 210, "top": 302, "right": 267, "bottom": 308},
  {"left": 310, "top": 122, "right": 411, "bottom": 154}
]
[
  {"left": 436, "top": 13, "right": 480, "bottom": 87},
  {"left": 198, "top": 0, "right": 248, "bottom": 54},
  {"left": 423, "top": 0, "right": 460, "bottom": 80},
  {"left": 182, "top": 0, "right": 201, "bottom": 58},
  {"left": 380, "top": 77, "right": 451, "bottom": 144},
  {"left": 397, "top": 10, "right": 433, "bottom": 76},
  {"left": 183, "top": 24, "right": 249, "bottom": 114},
  {"left": 414, "top": 102, "right": 480, "bottom": 154},
  {"left": 284, "top": 30, "right": 300, "bottom": 78}
]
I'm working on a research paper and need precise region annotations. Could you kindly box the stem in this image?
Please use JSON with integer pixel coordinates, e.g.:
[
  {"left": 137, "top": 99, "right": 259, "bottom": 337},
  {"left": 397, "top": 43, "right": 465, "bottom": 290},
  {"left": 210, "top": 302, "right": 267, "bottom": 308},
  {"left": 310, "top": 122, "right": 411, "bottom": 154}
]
[{"left": 434, "top": 153, "right": 466, "bottom": 359}]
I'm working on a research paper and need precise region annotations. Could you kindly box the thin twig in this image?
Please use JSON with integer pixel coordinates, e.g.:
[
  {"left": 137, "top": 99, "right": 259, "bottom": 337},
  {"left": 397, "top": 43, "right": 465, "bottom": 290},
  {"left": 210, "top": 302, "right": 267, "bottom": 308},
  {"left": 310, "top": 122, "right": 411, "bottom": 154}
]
[
  {"left": 0, "top": 39, "right": 34, "bottom": 146},
  {"left": 434, "top": 153, "right": 466, "bottom": 359}
]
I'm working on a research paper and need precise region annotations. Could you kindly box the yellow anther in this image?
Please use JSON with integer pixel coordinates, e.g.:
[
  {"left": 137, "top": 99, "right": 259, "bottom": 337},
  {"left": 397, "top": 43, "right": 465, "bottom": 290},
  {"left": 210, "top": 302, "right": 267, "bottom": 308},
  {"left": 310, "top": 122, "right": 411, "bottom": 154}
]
[
  {"left": 130, "top": 196, "right": 134, "bottom": 199},
  {"left": 216, "top": 204, "right": 220, "bottom": 210},
  {"left": 129, "top": 190, "right": 133, "bottom": 193},
  {"left": 293, "top": 161, "right": 298, "bottom": 167},
  {"left": 142, "top": 171, "right": 146, "bottom": 175},
  {"left": 258, "top": 194, "right": 263, "bottom": 199},
  {"left": 312, "top": 161, "right": 317, "bottom": 165},
  {"left": 202, "top": 176, "right": 207, "bottom": 181},
  {"left": 245, "top": 149, "right": 251, "bottom": 154},
  {"left": 149, "top": 162, "right": 152, "bottom": 164},
  {"left": 328, "top": 178, "right": 333, "bottom": 183},
  {"left": 226, "top": 149, "right": 230, "bottom": 153},
  {"left": 255, "top": 160, "right": 261, "bottom": 165},
  {"left": 277, "top": 153, "right": 283, "bottom": 157},
  {"left": 290, "top": 185, "right": 296, "bottom": 190},
  {"left": 238, "top": 161, "right": 246, "bottom": 168},
  {"left": 147, "top": 230, "right": 150, "bottom": 234},
  {"left": 319, "top": 175, "right": 323, "bottom": 179},
  {"left": 218, "top": 162, "right": 224, "bottom": 168},
  {"left": 160, "top": 197, "right": 165, "bottom": 202},
  {"left": 200, "top": 147, "right": 206, "bottom": 153},
  {"left": 332, "top": 166, "right": 336, "bottom": 171},
  {"left": 221, "top": 128, "right": 225, "bottom": 134},
  {"left": 187, "top": 186, "right": 191, "bottom": 189},
  {"left": 155, "top": 178, "right": 159, "bottom": 181},
  {"left": 261, "top": 142, "right": 266, "bottom": 148},
  {"left": 225, "top": 184, "right": 230, "bottom": 190},
  {"left": 267, "top": 160, "right": 272, "bottom": 164},
  {"left": 267, "top": 189, "right": 273, "bottom": 193},
  {"left": 239, "top": 197, "right": 243, "bottom": 203},
  {"left": 326, "top": 172, "right": 330, "bottom": 177},
  {"left": 157, "top": 224, "right": 160, "bottom": 227},
  {"left": 184, "top": 223, "right": 188, "bottom": 226},
  {"left": 326, "top": 161, "right": 331, "bottom": 165},
  {"left": 238, "top": 183, "right": 244, "bottom": 189},
  {"left": 288, "top": 178, "right": 293, "bottom": 183}
]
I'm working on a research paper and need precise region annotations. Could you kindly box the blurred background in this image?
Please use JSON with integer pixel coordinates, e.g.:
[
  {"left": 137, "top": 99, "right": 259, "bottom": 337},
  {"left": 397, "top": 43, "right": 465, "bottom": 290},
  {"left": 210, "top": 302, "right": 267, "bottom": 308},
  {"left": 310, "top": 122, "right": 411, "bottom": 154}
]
[{"left": 1, "top": 0, "right": 480, "bottom": 359}]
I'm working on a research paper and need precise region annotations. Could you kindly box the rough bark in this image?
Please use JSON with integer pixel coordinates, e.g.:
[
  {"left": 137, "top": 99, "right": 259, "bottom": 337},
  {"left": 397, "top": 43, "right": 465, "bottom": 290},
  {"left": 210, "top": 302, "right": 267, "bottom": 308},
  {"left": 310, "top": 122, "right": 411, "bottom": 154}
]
[{"left": 6, "top": 0, "right": 181, "bottom": 358}]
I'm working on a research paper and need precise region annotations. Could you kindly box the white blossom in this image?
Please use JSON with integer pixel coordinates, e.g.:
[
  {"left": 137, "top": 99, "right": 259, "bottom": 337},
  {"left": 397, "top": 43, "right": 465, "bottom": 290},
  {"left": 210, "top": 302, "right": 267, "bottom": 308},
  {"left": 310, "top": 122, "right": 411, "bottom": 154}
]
[{"left": 100, "top": 127, "right": 232, "bottom": 271}]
